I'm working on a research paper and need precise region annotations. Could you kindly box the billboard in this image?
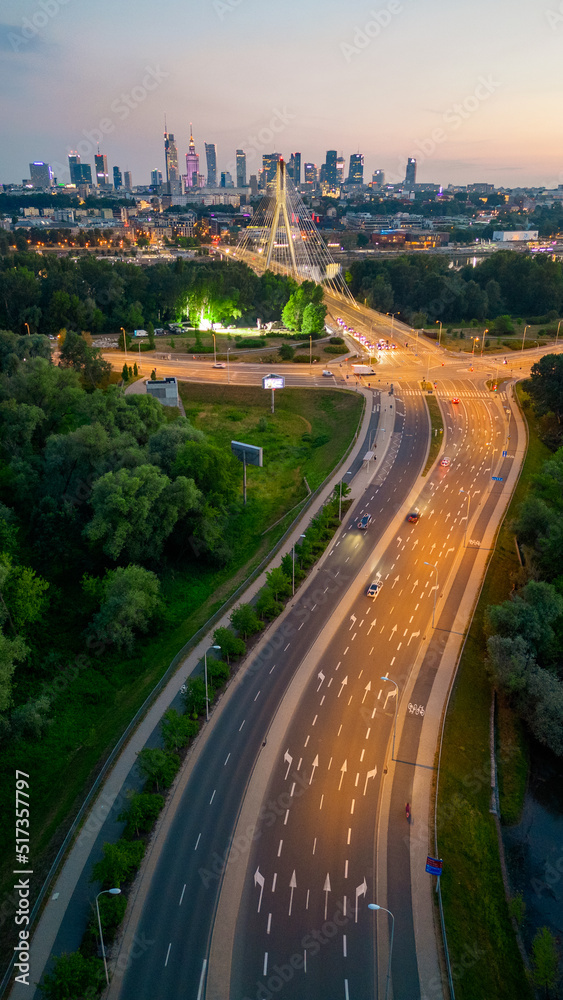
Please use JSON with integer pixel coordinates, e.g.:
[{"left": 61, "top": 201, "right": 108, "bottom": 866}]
[
  {"left": 231, "top": 441, "right": 263, "bottom": 467},
  {"left": 492, "top": 231, "right": 538, "bottom": 242},
  {"left": 262, "top": 373, "right": 285, "bottom": 390}
]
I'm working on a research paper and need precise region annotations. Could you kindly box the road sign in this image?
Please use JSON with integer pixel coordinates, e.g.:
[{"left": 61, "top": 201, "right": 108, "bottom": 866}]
[
  {"left": 426, "top": 856, "right": 443, "bottom": 876},
  {"left": 502, "top": 450, "right": 507, "bottom": 457},
  {"left": 262, "top": 373, "right": 285, "bottom": 390},
  {"left": 231, "top": 441, "right": 263, "bottom": 467},
  {"left": 491, "top": 476, "right": 503, "bottom": 481}
]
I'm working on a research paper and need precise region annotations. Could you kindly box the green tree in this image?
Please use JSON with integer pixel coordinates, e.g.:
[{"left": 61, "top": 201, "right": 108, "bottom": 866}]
[
  {"left": 531, "top": 926, "right": 559, "bottom": 997},
  {"left": 86, "top": 565, "right": 161, "bottom": 653},
  {"left": 147, "top": 321, "right": 155, "bottom": 349},
  {"left": 136, "top": 747, "right": 180, "bottom": 791},
  {"left": 265, "top": 566, "right": 292, "bottom": 600},
  {"left": 229, "top": 603, "right": 262, "bottom": 638},
  {"left": 212, "top": 625, "right": 245, "bottom": 663},
  {"left": 279, "top": 343, "right": 295, "bottom": 361},
  {"left": 38, "top": 951, "right": 105, "bottom": 1000},
  {"left": 59, "top": 331, "right": 111, "bottom": 390},
  {"left": 301, "top": 302, "right": 327, "bottom": 338},
  {"left": 1, "top": 559, "right": 49, "bottom": 633},
  {"left": 183, "top": 676, "right": 207, "bottom": 717},
  {"left": 160, "top": 708, "right": 199, "bottom": 752},
  {"left": 121, "top": 363, "right": 129, "bottom": 381},
  {"left": 525, "top": 354, "right": 563, "bottom": 423},
  {"left": 118, "top": 792, "right": 164, "bottom": 837},
  {"left": 0, "top": 632, "right": 28, "bottom": 711},
  {"left": 90, "top": 839, "right": 145, "bottom": 888}
]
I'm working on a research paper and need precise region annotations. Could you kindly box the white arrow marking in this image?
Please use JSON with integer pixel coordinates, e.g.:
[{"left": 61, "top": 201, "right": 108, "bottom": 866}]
[
  {"left": 355, "top": 877, "right": 367, "bottom": 922},
  {"left": 412, "top": 538, "right": 419, "bottom": 549},
  {"left": 407, "top": 630, "right": 420, "bottom": 646},
  {"left": 254, "top": 868, "right": 265, "bottom": 912},
  {"left": 323, "top": 873, "right": 331, "bottom": 919},
  {"left": 411, "top": 579, "right": 419, "bottom": 593},
  {"left": 384, "top": 688, "right": 397, "bottom": 710},
  {"left": 446, "top": 546, "right": 454, "bottom": 555},
  {"left": 289, "top": 870, "right": 297, "bottom": 916},
  {"left": 310, "top": 755, "right": 319, "bottom": 785},
  {"left": 338, "top": 676, "right": 348, "bottom": 698},
  {"left": 317, "top": 671, "right": 325, "bottom": 691},
  {"left": 367, "top": 618, "right": 377, "bottom": 635},
  {"left": 396, "top": 535, "right": 402, "bottom": 545},
  {"left": 363, "top": 767, "right": 377, "bottom": 795},
  {"left": 389, "top": 624, "right": 398, "bottom": 640},
  {"left": 349, "top": 614, "right": 357, "bottom": 628},
  {"left": 339, "top": 760, "right": 348, "bottom": 790},
  {"left": 284, "top": 750, "right": 293, "bottom": 780},
  {"left": 391, "top": 576, "right": 400, "bottom": 589},
  {"left": 362, "top": 681, "right": 372, "bottom": 704},
  {"left": 429, "top": 542, "right": 436, "bottom": 553}
]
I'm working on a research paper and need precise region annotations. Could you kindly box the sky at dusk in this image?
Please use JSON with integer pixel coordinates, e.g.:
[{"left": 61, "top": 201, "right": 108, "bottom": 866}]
[{"left": 0, "top": 0, "right": 561, "bottom": 188}]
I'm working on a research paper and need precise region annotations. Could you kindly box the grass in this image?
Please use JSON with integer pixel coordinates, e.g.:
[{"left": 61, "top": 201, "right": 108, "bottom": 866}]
[
  {"left": 0, "top": 384, "right": 363, "bottom": 965},
  {"left": 421, "top": 392, "right": 444, "bottom": 475},
  {"left": 436, "top": 383, "right": 551, "bottom": 1000}
]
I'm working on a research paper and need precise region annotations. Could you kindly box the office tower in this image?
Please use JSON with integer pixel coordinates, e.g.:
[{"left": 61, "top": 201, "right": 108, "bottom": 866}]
[
  {"left": 68, "top": 152, "right": 92, "bottom": 185},
  {"left": 236, "top": 150, "right": 246, "bottom": 188},
  {"left": 404, "top": 157, "right": 416, "bottom": 189},
  {"left": 336, "top": 155, "right": 345, "bottom": 185},
  {"left": 164, "top": 124, "right": 179, "bottom": 190},
  {"left": 304, "top": 162, "right": 317, "bottom": 185},
  {"left": 262, "top": 152, "right": 281, "bottom": 185},
  {"left": 288, "top": 152, "right": 301, "bottom": 186},
  {"left": 324, "top": 150, "right": 337, "bottom": 186},
  {"left": 205, "top": 142, "right": 217, "bottom": 187},
  {"left": 94, "top": 152, "right": 109, "bottom": 186},
  {"left": 151, "top": 169, "right": 163, "bottom": 187},
  {"left": 29, "top": 161, "right": 53, "bottom": 188},
  {"left": 113, "top": 166, "right": 122, "bottom": 190},
  {"left": 348, "top": 153, "right": 364, "bottom": 185},
  {"left": 124, "top": 171, "right": 133, "bottom": 190},
  {"left": 185, "top": 124, "right": 199, "bottom": 188},
  {"left": 372, "top": 169, "right": 385, "bottom": 189},
  {"left": 249, "top": 174, "right": 259, "bottom": 197},
  {"left": 220, "top": 171, "right": 234, "bottom": 188}
]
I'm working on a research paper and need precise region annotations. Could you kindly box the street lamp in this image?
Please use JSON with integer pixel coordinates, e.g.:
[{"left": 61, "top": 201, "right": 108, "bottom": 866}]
[
  {"left": 212, "top": 332, "right": 217, "bottom": 366},
  {"left": 95, "top": 888, "right": 121, "bottom": 985},
  {"left": 204, "top": 645, "right": 221, "bottom": 721},
  {"left": 227, "top": 347, "right": 231, "bottom": 383},
  {"left": 24, "top": 322, "right": 30, "bottom": 336},
  {"left": 120, "top": 327, "right": 127, "bottom": 358},
  {"left": 368, "top": 903, "right": 395, "bottom": 1000},
  {"left": 380, "top": 676, "right": 398, "bottom": 760},
  {"left": 292, "top": 534, "right": 307, "bottom": 596},
  {"left": 424, "top": 561, "right": 438, "bottom": 627},
  {"left": 556, "top": 319, "right": 562, "bottom": 346},
  {"left": 481, "top": 327, "right": 488, "bottom": 356},
  {"left": 459, "top": 489, "right": 470, "bottom": 548},
  {"left": 435, "top": 320, "right": 442, "bottom": 347},
  {"left": 521, "top": 324, "right": 529, "bottom": 352},
  {"left": 309, "top": 335, "right": 313, "bottom": 374}
]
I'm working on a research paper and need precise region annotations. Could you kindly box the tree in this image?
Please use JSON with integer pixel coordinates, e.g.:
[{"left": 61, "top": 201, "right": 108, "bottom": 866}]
[
  {"left": 1, "top": 559, "right": 49, "bottom": 633},
  {"left": 160, "top": 708, "right": 199, "bottom": 752},
  {"left": 229, "top": 603, "right": 262, "bottom": 638},
  {"left": 121, "top": 363, "right": 129, "bottom": 381},
  {"left": 0, "top": 632, "right": 28, "bottom": 712},
  {"left": 279, "top": 343, "right": 295, "bottom": 361},
  {"left": 301, "top": 302, "right": 326, "bottom": 338},
  {"left": 531, "top": 926, "right": 559, "bottom": 997},
  {"left": 91, "top": 838, "right": 145, "bottom": 888},
  {"left": 526, "top": 354, "right": 563, "bottom": 423},
  {"left": 118, "top": 792, "right": 164, "bottom": 837},
  {"left": 86, "top": 565, "right": 161, "bottom": 653},
  {"left": 212, "top": 625, "right": 245, "bottom": 663},
  {"left": 265, "top": 566, "right": 292, "bottom": 600},
  {"left": 38, "top": 951, "right": 105, "bottom": 1000},
  {"left": 136, "top": 747, "right": 180, "bottom": 791},
  {"left": 183, "top": 677, "right": 207, "bottom": 717},
  {"left": 58, "top": 331, "right": 111, "bottom": 389}
]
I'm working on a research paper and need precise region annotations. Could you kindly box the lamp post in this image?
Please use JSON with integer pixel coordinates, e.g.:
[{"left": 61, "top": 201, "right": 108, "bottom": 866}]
[
  {"left": 424, "top": 561, "right": 438, "bottom": 627},
  {"left": 204, "top": 645, "right": 221, "bottom": 720},
  {"left": 292, "top": 534, "right": 306, "bottom": 596},
  {"left": 459, "top": 489, "right": 470, "bottom": 547},
  {"left": 120, "top": 327, "right": 127, "bottom": 358},
  {"left": 481, "top": 327, "right": 488, "bottom": 356},
  {"left": 380, "top": 676, "right": 398, "bottom": 760},
  {"left": 556, "top": 319, "right": 562, "bottom": 346},
  {"left": 212, "top": 332, "right": 217, "bottom": 366},
  {"left": 368, "top": 903, "right": 395, "bottom": 1000},
  {"left": 309, "top": 335, "right": 312, "bottom": 375},
  {"left": 96, "top": 888, "right": 121, "bottom": 985},
  {"left": 521, "top": 324, "right": 529, "bottom": 352},
  {"left": 435, "top": 320, "right": 442, "bottom": 347},
  {"left": 24, "top": 322, "right": 30, "bottom": 336},
  {"left": 227, "top": 347, "right": 231, "bottom": 383}
]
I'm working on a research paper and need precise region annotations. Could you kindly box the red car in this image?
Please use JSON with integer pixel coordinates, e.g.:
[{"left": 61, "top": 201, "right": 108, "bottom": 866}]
[
  {"left": 407, "top": 509, "right": 421, "bottom": 523},
  {"left": 451, "top": 397, "right": 459, "bottom": 404}
]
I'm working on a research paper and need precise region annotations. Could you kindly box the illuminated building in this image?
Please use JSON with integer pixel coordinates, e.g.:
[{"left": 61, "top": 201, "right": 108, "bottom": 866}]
[
  {"left": 151, "top": 169, "right": 163, "bottom": 187},
  {"left": 347, "top": 153, "right": 364, "bottom": 186},
  {"left": 113, "top": 166, "right": 122, "bottom": 189},
  {"left": 372, "top": 169, "right": 385, "bottom": 189},
  {"left": 185, "top": 124, "right": 200, "bottom": 188},
  {"left": 68, "top": 152, "right": 92, "bottom": 185},
  {"left": 324, "top": 150, "right": 338, "bottom": 186},
  {"left": 304, "top": 162, "right": 317, "bottom": 185},
  {"left": 405, "top": 157, "right": 416, "bottom": 190},
  {"left": 124, "top": 171, "right": 133, "bottom": 190},
  {"left": 288, "top": 152, "right": 301, "bottom": 185},
  {"left": 29, "top": 162, "right": 53, "bottom": 188},
  {"left": 336, "top": 154, "right": 345, "bottom": 185},
  {"left": 236, "top": 150, "right": 247, "bottom": 187},
  {"left": 205, "top": 143, "right": 217, "bottom": 187},
  {"left": 262, "top": 152, "right": 281, "bottom": 187},
  {"left": 164, "top": 124, "right": 179, "bottom": 192},
  {"left": 94, "top": 152, "right": 109, "bottom": 186}
]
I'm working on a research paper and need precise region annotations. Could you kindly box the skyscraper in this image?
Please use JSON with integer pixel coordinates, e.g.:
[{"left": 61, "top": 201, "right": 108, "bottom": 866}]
[
  {"left": 304, "top": 162, "right": 317, "bottom": 185},
  {"left": 205, "top": 143, "right": 217, "bottom": 187},
  {"left": 236, "top": 150, "right": 246, "bottom": 188},
  {"left": 336, "top": 155, "right": 345, "bottom": 186},
  {"left": 372, "top": 169, "right": 385, "bottom": 189},
  {"left": 124, "top": 171, "right": 133, "bottom": 191},
  {"left": 151, "top": 169, "right": 163, "bottom": 187},
  {"left": 324, "top": 150, "right": 338, "bottom": 186},
  {"left": 185, "top": 124, "right": 199, "bottom": 188},
  {"left": 348, "top": 153, "right": 364, "bottom": 186},
  {"left": 68, "top": 152, "right": 92, "bottom": 185},
  {"left": 94, "top": 152, "right": 109, "bottom": 187},
  {"left": 405, "top": 157, "right": 416, "bottom": 189},
  {"left": 29, "top": 162, "right": 53, "bottom": 188},
  {"left": 113, "top": 166, "right": 122, "bottom": 190},
  {"left": 164, "top": 125, "right": 179, "bottom": 191},
  {"left": 288, "top": 152, "right": 301, "bottom": 186},
  {"left": 261, "top": 153, "right": 281, "bottom": 188},
  {"left": 220, "top": 171, "right": 234, "bottom": 188}
]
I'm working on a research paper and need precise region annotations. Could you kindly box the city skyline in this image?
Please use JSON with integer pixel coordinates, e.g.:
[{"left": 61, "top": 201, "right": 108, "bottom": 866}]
[{"left": 1, "top": 0, "right": 562, "bottom": 188}]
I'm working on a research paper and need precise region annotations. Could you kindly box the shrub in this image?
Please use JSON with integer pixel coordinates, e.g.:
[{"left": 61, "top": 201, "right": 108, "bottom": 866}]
[
  {"left": 230, "top": 603, "right": 262, "bottom": 638},
  {"left": 38, "top": 952, "right": 105, "bottom": 1000},
  {"left": 183, "top": 676, "right": 207, "bottom": 717},
  {"left": 161, "top": 708, "right": 199, "bottom": 751},
  {"left": 118, "top": 792, "right": 165, "bottom": 837},
  {"left": 136, "top": 747, "right": 180, "bottom": 791},
  {"left": 90, "top": 838, "right": 145, "bottom": 888}
]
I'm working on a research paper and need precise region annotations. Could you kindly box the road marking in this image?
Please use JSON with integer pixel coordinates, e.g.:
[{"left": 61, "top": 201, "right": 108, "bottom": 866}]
[
  {"left": 224, "top": 753, "right": 230, "bottom": 765},
  {"left": 165, "top": 943, "right": 171, "bottom": 967},
  {"left": 338, "top": 725, "right": 343, "bottom": 736},
  {"left": 254, "top": 690, "right": 261, "bottom": 701},
  {"left": 179, "top": 884, "right": 186, "bottom": 905},
  {"left": 312, "top": 715, "right": 318, "bottom": 726},
  {"left": 210, "top": 789, "right": 216, "bottom": 804},
  {"left": 343, "top": 646, "right": 349, "bottom": 656},
  {"left": 355, "top": 772, "right": 360, "bottom": 786},
  {"left": 278, "top": 839, "right": 283, "bottom": 856},
  {"left": 327, "top": 677, "right": 333, "bottom": 687},
  {"left": 272, "top": 873, "right": 277, "bottom": 891},
  {"left": 350, "top": 799, "right": 355, "bottom": 814},
  {"left": 263, "top": 953, "right": 268, "bottom": 975},
  {"left": 313, "top": 837, "right": 317, "bottom": 854},
  {"left": 351, "top": 632, "right": 357, "bottom": 642},
  {"left": 328, "top": 756, "right": 333, "bottom": 770},
  {"left": 320, "top": 694, "right": 325, "bottom": 706},
  {"left": 298, "top": 623, "right": 304, "bottom": 630},
  {"left": 365, "top": 728, "right": 371, "bottom": 739},
  {"left": 297, "top": 757, "right": 302, "bottom": 769},
  {"left": 343, "top": 935, "right": 347, "bottom": 958},
  {"left": 344, "top": 859, "right": 349, "bottom": 878},
  {"left": 239, "top": 719, "right": 245, "bottom": 731},
  {"left": 345, "top": 979, "right": 350, "bottom": 1000},
  {"left": 336, "top": 661, "right": 341, "bottom": 670},
  {"left": 347, "top": 827, "right": 352, "bottom": 844},
  {"left": 304, "top": 735, "right": 310, "bottom": 747},
  {"left": 269, "top": 664, "right": 276, "bottom": 673},
  {"left": 267, "top": 913, "right": 272, "bottom": 934},
  {"left": 284, "top": 810, "right": 289, "bottom": 825},
  {"left": 360, "top": 748, "right": 365, "bottom": 762},
  {"left": 290, "top": 782, "right": 296, "bottom": 797},
  {"left": 390, "top": 657, "right": 395, "bottom": 666},
  {"left": 284, "top": 643, "right": 291, "bottom": 651},
  {"left": 320, "top": 794, "right": 324, "bottom": 810},
  {"left": 196, "top": 959, "right": 207, "bottom": 1000},
  {"left": 348, "top": 695, "right": 353, "bottom": 705},
  {"left": 194, "top": 833, "right": 201, "bottom": 851},
  {"left": 306, "top": 888, "right": 310, "bottom": 910}
]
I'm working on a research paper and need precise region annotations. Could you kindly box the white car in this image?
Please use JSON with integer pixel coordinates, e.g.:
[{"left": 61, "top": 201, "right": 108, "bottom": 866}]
[
  {"left": 212, "top": 362, "right": 226, "bottom": 369},
  {"left": 440, "top": 456, "right": 451, "bottom": 468},
  {"left": 367, "top": 580, "right": 382, "bottom": 599},
  {"left": 322, "top": 370, "right": 334, "bottom": 377}
]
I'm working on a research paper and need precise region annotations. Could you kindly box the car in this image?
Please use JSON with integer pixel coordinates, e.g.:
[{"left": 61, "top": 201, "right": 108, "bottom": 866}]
[
  {"left": 440, "top": 456, "right": 451, "bottom": 467},
  {"left": 322, "top": 370, "right": 334, "bottom": 377},
  {"left": 212, "top": 362, "right": 226, "bottom": 368},
  {"left": 367, "top": 580, "right": 382, "bottom": 599},
  {"left": 407, "top": 509, "right": 421, "bottom": 523},
  {"left": 451, "top": 397, "right": 460, "bottom": 404},
  {"left": 357, "top": 514, "right": 372, "bottom": 530},
  {"left": 154, "top": 328, "right": 166, "bottom": 336}
]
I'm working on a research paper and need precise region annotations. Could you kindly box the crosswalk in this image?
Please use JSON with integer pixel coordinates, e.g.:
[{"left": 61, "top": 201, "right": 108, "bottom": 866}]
[{"left": 398, "top": 389, "right": 506, "bottom": 400}]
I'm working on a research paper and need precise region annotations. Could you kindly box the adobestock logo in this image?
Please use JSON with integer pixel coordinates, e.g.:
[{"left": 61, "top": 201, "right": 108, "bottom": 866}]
[
  {"left": 7, "top": 0, "right": 74, "bottom": 52},
  {"left": 545, "top": 1, "right": 563, "bottom": 27},
  {"left": 340, "top": 1, "right": 405, "bottom": 63}
]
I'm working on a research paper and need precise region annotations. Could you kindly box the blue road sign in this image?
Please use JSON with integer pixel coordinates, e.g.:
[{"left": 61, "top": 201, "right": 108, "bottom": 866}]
[
  {"left": 491, "top": 476, "right": 503, "bottom": 481},
  {"left": 426, "top": 856, "right": 443, "bottom": 876},
  {"left": 502, "top": 450, "right": 507, "bottom": 457}
]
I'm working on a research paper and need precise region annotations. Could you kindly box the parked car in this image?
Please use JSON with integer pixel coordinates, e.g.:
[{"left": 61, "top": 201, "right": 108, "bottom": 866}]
[{"left": 154, "top": 328, "right": 166, "bottom": 336}]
